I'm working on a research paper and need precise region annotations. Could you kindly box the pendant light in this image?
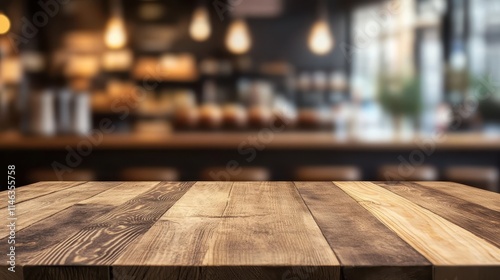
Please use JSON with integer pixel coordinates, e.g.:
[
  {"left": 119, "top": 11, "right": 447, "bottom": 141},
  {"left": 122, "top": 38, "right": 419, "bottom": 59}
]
[
  {"left": 308, "top": 0, "right": 334, "bottom": 55},
  {"left": 0, "top": 12, "right": 11, "bottom": 35},
  {"left": 189, "top": 5, "right": 211, "bottom": 42},
  {"left": 105, "top": 0, "right": 127, "bottom": 49},
  {"left": 225, "top": 19, "right": 252, "bottom": 55}
]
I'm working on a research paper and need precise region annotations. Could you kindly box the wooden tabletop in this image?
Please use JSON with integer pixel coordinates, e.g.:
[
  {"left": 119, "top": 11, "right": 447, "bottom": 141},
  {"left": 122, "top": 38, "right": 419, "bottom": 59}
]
[{"left": 1, "top": 181, "right": 499, "bottom": 280}]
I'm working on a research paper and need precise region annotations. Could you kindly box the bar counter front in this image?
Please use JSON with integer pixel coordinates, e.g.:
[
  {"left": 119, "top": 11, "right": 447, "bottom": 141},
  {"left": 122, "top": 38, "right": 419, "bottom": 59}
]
[{"left": 1, "top": 181, "right": 499, "bottom": 280}]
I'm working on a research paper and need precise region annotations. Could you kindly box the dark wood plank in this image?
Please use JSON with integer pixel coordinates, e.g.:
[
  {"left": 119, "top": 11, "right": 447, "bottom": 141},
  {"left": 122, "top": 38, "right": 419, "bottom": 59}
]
[
  {"left": 0, "top": 204, "right": 115, "bottom": 280},
  {"left": 23, "top": 266, "right": 109, "bottom": 280},
  {"left": 26, "top": 181, "right": 194, "bottom": 267},
  {"left": 377, "top": 181, "right": 500, "bottom": 247},
  {"left": 112, "top": 266, "right": 335, "bottom": 280},
  {"left": 295, "top": 181, "right": 432, "bottom": 280},
  {"left": 417, "top": 181, "right": 500, "bottom": 212},
  {"left": 434, "top": 266, "right": 500, "bottom": 280}
]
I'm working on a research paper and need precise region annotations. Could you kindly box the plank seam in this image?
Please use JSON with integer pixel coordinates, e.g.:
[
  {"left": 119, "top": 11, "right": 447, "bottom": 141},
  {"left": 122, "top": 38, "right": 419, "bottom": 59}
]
[
  {"left": 13, "top": 181, "right": 88, "bottom": 206},
  {"left": 331, "top": 181, "right": 434, "bottom": 265},
  {"left": 13, "top": 182, "right": 117, "bottom": 235},
  {"left": 16, "top": 183, "right": 127, "bottom": 264},
  {"left": 397, "top": 181, "right": 500, "bottom": 249},
  {"left": 292, "top": 181, "right": 342, "bottom": 266}
]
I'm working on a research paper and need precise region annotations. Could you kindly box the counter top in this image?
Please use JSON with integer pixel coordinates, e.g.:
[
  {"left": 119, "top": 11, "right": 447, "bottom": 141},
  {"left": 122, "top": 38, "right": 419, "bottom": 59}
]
[
  {"left": 1, "top": 131, "right": 500, "bottom": 150},
  {"left": 1, "top": 181, "right": 499, "bottom": 280}
]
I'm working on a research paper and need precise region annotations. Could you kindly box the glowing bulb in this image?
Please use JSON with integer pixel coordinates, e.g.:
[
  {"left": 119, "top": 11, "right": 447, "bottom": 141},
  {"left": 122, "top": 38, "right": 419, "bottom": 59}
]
[
  {"left": 189, "top": 7, "right": 211, "bottom": 42},
  {"left": 225, "top": 19, "right": 252, "bottom": 55},
  {"left": 308, "top": 19, "right": 334, "bottom": 55},
  {"left": 0, "top": 12, "right": 11, "bottom": 35},
  {"left": 105, "top": 17, "right": 127, "bottom": 49}
]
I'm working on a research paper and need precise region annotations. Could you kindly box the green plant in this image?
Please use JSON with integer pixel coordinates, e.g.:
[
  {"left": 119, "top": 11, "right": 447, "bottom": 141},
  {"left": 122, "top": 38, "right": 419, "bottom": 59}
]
[{"left": 378, "top": 75, "right": 422, "bottom": 117}]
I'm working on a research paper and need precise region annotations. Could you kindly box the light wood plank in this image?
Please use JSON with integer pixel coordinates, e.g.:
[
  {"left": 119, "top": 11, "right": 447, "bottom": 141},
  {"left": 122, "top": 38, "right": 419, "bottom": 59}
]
[
  {"left": 116, "top": 182, "right": 234, "bottom": 266},
  {"left": 335, "top": 182, "right": 500, "bottom": 265},
  {"left": 0, "top": 181, "right": 86, "bottom": 208},
  {"left": 295, "top": 181, "right": 431, "bottom": 280},
  {"left": 416, "top": 181, "right": 500, "bottom": 212},
  {"left": 378, "top": 182, "right": 500, "bottom": 247},
  {"left": 206, "top": 182, "right": 337, "bottom": 266},
  {"left": 0, "top": 182, "right": 120, "bottom": 239},
  {"left": 27, "top": 181, "right": 194, "bottom": 266},
  {"left": 114, "top": 181, "right": 339, "bottom": 280}
]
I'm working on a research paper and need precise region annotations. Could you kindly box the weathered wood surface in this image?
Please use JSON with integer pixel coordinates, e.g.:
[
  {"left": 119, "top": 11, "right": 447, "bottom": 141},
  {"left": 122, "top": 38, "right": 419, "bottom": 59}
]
[{"left": 0, "top": 181, "right": 499, "bottom": 280}]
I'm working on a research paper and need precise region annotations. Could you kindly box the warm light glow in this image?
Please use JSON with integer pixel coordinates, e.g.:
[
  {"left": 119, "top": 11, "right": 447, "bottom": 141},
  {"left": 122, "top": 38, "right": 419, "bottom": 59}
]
[
  {"left": 0, "top": 12, "right": 11, "bottom": 35},
  {"left": 308, "top": 19, "right": 334, "bottom": 55},
  {"left": 225, "top": 19, "right": 252, "bottom": 55},
  {"left": 189, "top": 7, "right": 211, "bottom": 42},
  {"left": 104, "top": 17, "right": 127, "bottom": 49}
]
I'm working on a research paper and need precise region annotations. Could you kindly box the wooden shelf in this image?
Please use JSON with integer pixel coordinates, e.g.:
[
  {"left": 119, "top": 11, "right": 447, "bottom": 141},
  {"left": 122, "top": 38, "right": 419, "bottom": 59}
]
[{"left": 0, "top": 131, "right": 499, "bottom": 150}]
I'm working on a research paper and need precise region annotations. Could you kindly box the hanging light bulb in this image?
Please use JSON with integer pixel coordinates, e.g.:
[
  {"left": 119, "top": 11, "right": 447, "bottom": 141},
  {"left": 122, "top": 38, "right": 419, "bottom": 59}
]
[
  {"left": 104, "top": 0, "right": 127, "bottom": 49},
  {"left": 190, "top": 6, "right": 211, "bottom": 42},
  {"left": 0, "top": 12, "right": 11, "bottom": 35},
  {"left": 308, "top": 19, "right": 334, "bottom": 55},
  {"left": 225, "top": 19, "right": 252, "bottom": 55},
  {"left": 105, "top": 16, "right": 127, "bottom": 49},
  {"left": 308, "top": 0, "right": 334, "bottom": 56}
]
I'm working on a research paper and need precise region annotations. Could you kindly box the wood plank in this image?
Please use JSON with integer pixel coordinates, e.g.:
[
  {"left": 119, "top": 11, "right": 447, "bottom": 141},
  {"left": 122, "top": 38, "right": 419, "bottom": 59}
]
[
  {"left": 27, "top": 181, "right": 194, "bottom": 267},
  {"left": 377, "top": 181, "right": 500, "bottom": 247},
  {"left": 114, "top": 181, "right": 339, "bottom": 280},
  {"left": 416, "top": 181, "right": 500, "bottom": 212},
  {"left": 77, "top": 181, "right": 160, "bottom": 206},
  {"left": 0, "top": 181, "right": 86, "bottom": 208},
  {"left": 335, "top": 182, "right": 500, "bottom": 266},
  {"left": 0, "top": 182, "right": 120, "bottom": 239},
  {"left": 0, "top": 204, "right": 115, "bottom": 280},
  {"left": 116, "top": 182, "right": 235, "bottom": 266},
  {"left": 295, "top": 181, "right": 431, "bottom": 280}
]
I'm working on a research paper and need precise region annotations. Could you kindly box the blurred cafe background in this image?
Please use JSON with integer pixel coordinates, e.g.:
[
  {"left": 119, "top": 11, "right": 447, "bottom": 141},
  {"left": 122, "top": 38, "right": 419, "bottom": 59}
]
[{"left": 0, "top": 0, "right": 499, "bottom": 192}]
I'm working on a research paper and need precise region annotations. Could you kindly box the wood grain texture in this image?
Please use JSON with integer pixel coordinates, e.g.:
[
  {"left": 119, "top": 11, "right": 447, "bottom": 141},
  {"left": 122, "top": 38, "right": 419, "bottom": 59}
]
[
  {"left": 295, "top": 181, "right": 432, "bottom": 280},
  {"left": 114, "top": 181, "right": 339, "bottom": 279},
  {"left": 335, "top": 182, "right": 500, "bottom": 265},
  {"left": 77, "top": 181, "right": 160, "bottom": 206},
  {"left": 0, "top": 181, "right": 499, "bottom": 280},
  {"left": 27, "top": 181, "right": 194, "bottom": 268},
  {"left": 377, "top": 181, "right": 500, "bottom": 247},
  {"left": 0, "top": 204, "right": 115, "bottom": 280},
  {"left": 0, "top": 181, "right": 120, "bottom": 239},
  {"left": 0, "top": 181, "right": 86, "bottom": 208},
  {"left": 416, "top": 181, "right": 500, "bottom": 212}
]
